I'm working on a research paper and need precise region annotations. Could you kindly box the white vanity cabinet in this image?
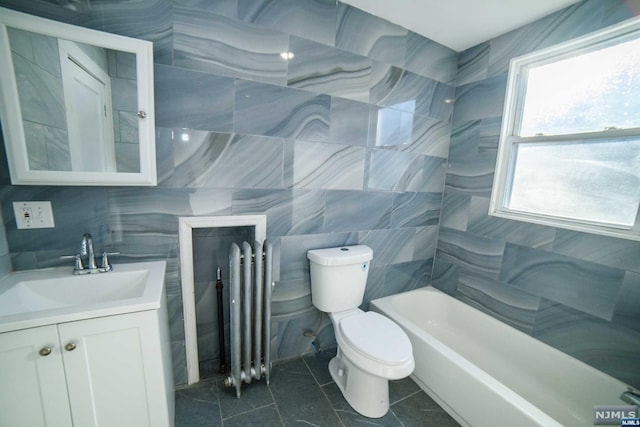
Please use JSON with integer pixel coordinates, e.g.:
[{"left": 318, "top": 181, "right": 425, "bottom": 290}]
[{"left": 0, "top": 309, "right": 174, "bottom": 427}]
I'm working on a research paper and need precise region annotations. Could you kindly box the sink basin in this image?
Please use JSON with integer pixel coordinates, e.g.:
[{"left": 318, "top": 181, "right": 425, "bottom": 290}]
[{"left": 0, "top": 261, "right": 166, "bottom": 333}]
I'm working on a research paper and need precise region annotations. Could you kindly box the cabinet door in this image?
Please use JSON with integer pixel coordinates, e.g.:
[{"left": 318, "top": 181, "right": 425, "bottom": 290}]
[
  {"left": 0, "top": 325, "right": 73, "bottom": 427},
  {"left": 58, "top": 311, "right": 161, "bottom": 427}
]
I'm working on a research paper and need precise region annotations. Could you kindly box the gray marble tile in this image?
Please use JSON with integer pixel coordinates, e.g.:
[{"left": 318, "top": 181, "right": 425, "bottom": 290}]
[
  {"left": 456, "top": 42, "right": 490, "bottom": 86},
  {"left": 487, "top": 1, "right": 604, "bottom": 78},
  {"left": 330, "top": 97, "right": 373, "bottom": 146},
  {"left": 440, "top": 192, "right": 469, "bottom": 231},
  {"left": 286, "top": 189, "right": 326, "bottom": 236},
  {"left": 111, "top": 78, "right": 136, "bottom": 111},
  {"left": 452, "top": 74, "right": 507, "bottom": 124},
  {"left": 287, "top": 36, "right": 372, "bottom": 103},
  {"left": 390, "top": 391, "right": 460, "bottom": 427},
  {"left": 436, "top": 227, "right": 505, "bottom": 280},
  {"left": 0, "top": 1, "right": 91, "bottom": 25},
  {"left": 448, "top": 119, "right": 480, "bottom": 162},
  {"left": 370, "top": 63, "right": 455, "bottom": 121},
  {"left": 323, "top": 190, "right": 393, "bottom": 232},
  {"left": 12, "top": 53, "right": 66, "bottom": 130},
  {"left": 173, "top": 130, "right": 285, "bottom": 189},
  {"left": 405, "top": 32, "right": 457, "bottom": 85},
  {"left": 154, "top": 127, "right": 176, "bottom": 186},
  {"left": 23, "top": 121, "right": 48, "bottom": 170},
  {"left": 602, "top": 0, "right": 640, "bottom": 27},
  {"left": 235, "top": 80, "right": 330, "bottom": 142},
  {"left": 269, "top": 358, "right": 342, "bottom": 426},
  {"left": 0, "top": 253, "right": 10, "bottom": 278},
  {"left": 173, "top": 0, "right": 237, "bottom": 18},
  {"left": 368, "top": 149, "right": 423, "bottom": 192},
  {"left": 231, "top": 189, "right": 294, "bottom": 238},
  {"left": 414, "top": 226, "right": 439, "bottom": 262},
  {"left": 223, "top": 404, "right": 283, "bottom": 426},
  {"left": 271, "top": 277, "right": 312, "bottom": 319},
  {"left": 154, "top": 65, "right": 234, "bottom": 132},
  {"left": 358, "top": 228, "right": 416, "bottom": 267},
  {"left": 217, "top": 378, "right": 275, "bottom": 420},
  {"left": 478, "top": 117, "right": 502, "bottom": 152},
  {"left": 44, "top": 126, "right": 71, "bottom": 171},
  {"left": 468, "top": 196, "right": 556, "bottom": 249},
  {"left": 500, "top": 243, "right": 625, "bottom": 321},
  {"left": 174, "top": 8, "right": 288, "bottom": 85},
  {"left": 85, "top": 0, "right": 173, "bottom": 65},
  {"left": 174, "top": 379, "right": 221, "bottom": 427},
  {"left": 336, "top": 3, "right": 407, "bottom": 68},
  {"left": 384, "top": 259, "right": 433, "bottom": 295},
  {"left": 111, "top": 50, "right": 136, "bottom": 79},
  {"left": 171, "top": 341, "right": 188, "bottom": 386},
  {"left": 406, "top": 116, "right": 451, "bottom": 158},
  {"left": 278, "top": 232, "right": 357, "bottom": 281},
  {"left": 274, "top": 308, "right": 331, "bottom": 358},
  {"left": 430, "top": 256, "right": 460, "bottom": 296},
  {"left": 553, "top": 230, "right": 640, "bottom": 273},
  {"left": 391, "top": 192, "right": 441, "bottom": 228},
  {"left": 238, "top": 0, "right": 337, "bottom": 47},
  {"left": 322, "top": 382, "right": 404, "bottom": 426},
  {"left": 114, "top": 142, "right": 139, "bottom": 173},
  {"left": 302, "top": 347, "right": 336, "bottom": 386},
  {"left": 455, "top": 271, "right": 541, "bottom": 334},
  {"left": 117, "top": 111, "right": 138, "bottom": 144},
  {"left": 612, "top": 271, "right": 640, "bottom": 334},
  {"left": 533, "top": 300, "right": 640, "bottom": 388},
  {"left": 444, "top": 150, "right": 497, "bottom": 198},
  {"left": 422, "top": 155, "right": 447, "bottom": 193},
  {"left": 286, "top": 140, "right": 365, "bottom": 190},
  {"left": 7, "top": 27, "right": 34, "bottom": 61}
]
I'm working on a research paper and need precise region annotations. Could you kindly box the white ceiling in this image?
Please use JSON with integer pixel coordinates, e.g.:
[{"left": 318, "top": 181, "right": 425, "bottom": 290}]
[{"left": 341, "top": 0, "right": 581, "bottom": 52}]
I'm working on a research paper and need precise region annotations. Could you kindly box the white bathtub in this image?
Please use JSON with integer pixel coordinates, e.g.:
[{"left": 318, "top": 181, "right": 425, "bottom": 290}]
[{"left": 370, "top": 286, "right": 631, "bottom": 427}]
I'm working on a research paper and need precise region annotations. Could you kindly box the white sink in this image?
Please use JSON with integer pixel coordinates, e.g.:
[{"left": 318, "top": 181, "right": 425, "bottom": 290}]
[{"left": 0, "top": 261, "right": 166, "bottom": 333}]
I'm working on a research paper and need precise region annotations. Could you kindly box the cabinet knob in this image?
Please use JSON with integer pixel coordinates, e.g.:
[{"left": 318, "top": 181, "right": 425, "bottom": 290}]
[
  {"left": 39, "top": 347, "right": 52, "bottom": 356},
  {"left": 65, "top": 342, "right": 77, "bottom": 351}
]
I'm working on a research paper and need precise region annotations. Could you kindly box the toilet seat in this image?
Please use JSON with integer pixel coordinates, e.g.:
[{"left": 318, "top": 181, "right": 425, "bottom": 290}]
[{"left": 339, "top": 311, "right": 413, "bottom": 366}]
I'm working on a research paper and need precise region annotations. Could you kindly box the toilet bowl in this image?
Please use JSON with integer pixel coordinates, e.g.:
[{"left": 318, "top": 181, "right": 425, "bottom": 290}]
[
  {"left": 329, "top": 309, "right": 414, "bottom": 417},
  {"left": 307, "top": 245, "right": 414, "bottom": 418}
]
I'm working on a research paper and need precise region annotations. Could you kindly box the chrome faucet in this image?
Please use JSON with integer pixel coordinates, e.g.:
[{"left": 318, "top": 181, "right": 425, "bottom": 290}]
[
  {"left": 63, "top": 233, "right": 118, "bottom": 275},
  {"left": 621, "top": 388, "right": 640, "bottom": 406},
  {"left": 80, "top": 233, "right": 98, "bottom": 271}
]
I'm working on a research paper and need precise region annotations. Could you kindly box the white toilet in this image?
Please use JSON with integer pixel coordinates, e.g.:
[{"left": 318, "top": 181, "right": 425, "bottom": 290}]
[{"left": 307, "top": 245, "right": 414, "bottom": 418}]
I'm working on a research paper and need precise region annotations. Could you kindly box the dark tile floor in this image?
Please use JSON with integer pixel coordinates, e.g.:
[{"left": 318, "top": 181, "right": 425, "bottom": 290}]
[{"left": 175, "top": 349, "right": 460, "bottom": 426}]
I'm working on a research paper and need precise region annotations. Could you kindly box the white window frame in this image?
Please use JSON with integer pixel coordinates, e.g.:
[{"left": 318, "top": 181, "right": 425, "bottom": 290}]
[{"left": 489, "top": 16, "right": 640, "bottom": 241}]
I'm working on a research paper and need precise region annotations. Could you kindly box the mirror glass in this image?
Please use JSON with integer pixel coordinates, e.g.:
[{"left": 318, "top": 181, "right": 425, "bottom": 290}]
[{"left": 0, "top": 7, "right": 157, "bottom": 186}]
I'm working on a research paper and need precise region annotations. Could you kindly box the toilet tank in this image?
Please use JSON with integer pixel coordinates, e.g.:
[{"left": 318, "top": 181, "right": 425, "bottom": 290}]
[{"left": 307, "top": 245, "right": 373, "bottom": 312}]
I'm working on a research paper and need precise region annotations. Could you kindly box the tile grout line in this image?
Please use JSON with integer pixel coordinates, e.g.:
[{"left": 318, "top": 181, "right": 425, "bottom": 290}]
[{"left": 301, "top": 354, "right": 347, "bottom": 427}]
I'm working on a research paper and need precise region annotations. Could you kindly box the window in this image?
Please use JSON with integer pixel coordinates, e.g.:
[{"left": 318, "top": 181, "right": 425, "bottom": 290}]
[{"left": 490, "top": 17, "right": 640, "bottom": 241}]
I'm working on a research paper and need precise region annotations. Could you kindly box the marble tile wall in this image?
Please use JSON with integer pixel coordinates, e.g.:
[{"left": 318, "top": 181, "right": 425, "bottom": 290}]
[
  {"left": 435, "top": 0, "right": 640, "bottom": 388},
  {"left": 0, "top": 0, "right": 455, "bottom": 385}
]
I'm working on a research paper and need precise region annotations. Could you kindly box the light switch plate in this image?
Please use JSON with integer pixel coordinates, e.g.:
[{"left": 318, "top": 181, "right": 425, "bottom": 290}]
[{"left": 13, "top": 201, "right": 55, "bottom": 229}]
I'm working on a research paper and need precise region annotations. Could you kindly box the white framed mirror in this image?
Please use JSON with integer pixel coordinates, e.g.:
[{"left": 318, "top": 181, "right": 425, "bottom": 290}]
[{"left": 0, "top": 7, "right": 157, "bottom": 186}]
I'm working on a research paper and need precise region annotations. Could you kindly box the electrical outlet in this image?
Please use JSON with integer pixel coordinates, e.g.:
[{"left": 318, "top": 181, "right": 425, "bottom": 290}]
[{"left": 13, "top": 201, "right": 55, "bottom": 229}]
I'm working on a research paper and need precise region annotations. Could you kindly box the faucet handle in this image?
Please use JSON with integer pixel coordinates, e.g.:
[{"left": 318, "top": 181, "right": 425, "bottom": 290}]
[{"left": 100, "top": 252, "right": 120, "bottom": 272}]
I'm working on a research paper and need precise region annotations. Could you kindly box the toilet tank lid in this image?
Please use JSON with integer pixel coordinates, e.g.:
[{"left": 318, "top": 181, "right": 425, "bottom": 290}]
[{"left": 307, "top": 245, "right": 373, "bottom": 266}]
